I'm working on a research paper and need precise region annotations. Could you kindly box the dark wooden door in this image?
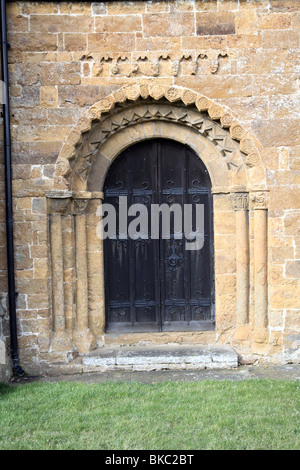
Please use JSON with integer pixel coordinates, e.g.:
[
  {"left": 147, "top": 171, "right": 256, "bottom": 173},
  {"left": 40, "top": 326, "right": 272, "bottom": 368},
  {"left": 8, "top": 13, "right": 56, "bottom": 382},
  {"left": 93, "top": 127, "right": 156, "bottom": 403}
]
[{"left": 103, "top": 139, "right": 214, "bottom": 333}]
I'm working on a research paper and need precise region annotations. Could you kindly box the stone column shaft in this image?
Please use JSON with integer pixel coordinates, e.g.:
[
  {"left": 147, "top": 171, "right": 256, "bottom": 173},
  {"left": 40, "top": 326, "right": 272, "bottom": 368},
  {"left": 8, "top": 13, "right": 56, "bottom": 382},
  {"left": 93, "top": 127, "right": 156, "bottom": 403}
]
[
  {"left": 47, "top": 191, "right": 74, "bottom": 358},
  {"left": 73, "top": 194, "right": 96, "bottom": 354},
  {"left": 254, "top": 209, "right": 268, "bottom": 328},
  {"left": 86, "top": 196, "right": 106, "bottom": 338},
  {"left": 252, "top": 191, "right": 268, "bottom": 329},
  {"left": 50, "top": 213, "right": 65, "bottom": 332},
  {"left": 232, "top": 193, "right": 250, "bottom": 325},
  {"left": 62, "top": 215, "right": 75, "bottom": 332},
  {"left": 236, "top": 210, "right": 250, "bottom": 324},
  {"left": 75, "top": 213, "right": 89, "bottom": 331}
]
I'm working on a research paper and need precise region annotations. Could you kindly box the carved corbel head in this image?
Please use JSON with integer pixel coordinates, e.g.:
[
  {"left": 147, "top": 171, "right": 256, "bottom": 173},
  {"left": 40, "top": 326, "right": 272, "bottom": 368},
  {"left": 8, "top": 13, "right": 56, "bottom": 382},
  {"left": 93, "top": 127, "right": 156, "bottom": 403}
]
[
  {"left": 111, "top": 62, "right": 120, "bottom": 75},
  {"left": 129, "top": 62, "right": 139, "bottom": 76},
  {"left": 198, "top": 51, "right": 228, "bottom": 74},
  {"left": 150, "top": 59, "right": 160, "bottom": 77},
  {"left": 170, "top": 60, "right": 180, "bottom": 76}
]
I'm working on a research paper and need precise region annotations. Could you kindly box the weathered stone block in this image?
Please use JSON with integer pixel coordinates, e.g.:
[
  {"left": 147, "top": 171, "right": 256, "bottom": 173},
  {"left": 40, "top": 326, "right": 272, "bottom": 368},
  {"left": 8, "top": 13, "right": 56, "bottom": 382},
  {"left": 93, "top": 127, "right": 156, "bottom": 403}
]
[
  {"left": 227, "top": 34, "right": 261, "bottom": 48},
  {"left": 252, "top": 119, "right": 300, "bottom": 147},
  {"left": 144, "top": 13, "right": 195, "bottom": 36},
  {"left": 147, "top": 0, "right": 169, "bottom": 12},
  {"left": 95, "top": 15, "right": 142, "bottom": 32},
  {"left": 71, "top": 2, "right": 92, "bottom": 15},
  {"left": 233, "top": 324, "right": 252, "bottom": 341},
  {"left": 41, "top": 63, "right": 81, "bottom": 86},
  {"left": 271, "top": 0, "right": 300, "bottom": 12},
  {"left": 215, "top": 251, "right": 236, "bottom": 275},
  {"left": 195, "top": 0, "right": 218, "bottom": 11},
  {"left": 252, "top": 74, "right": 298, "bottom": 97},
  {"left": 218, "top": 0, "right": 239, "bottom": 11},
  {"left": 215, "top": 274, "right": 236, "bottom": 295},
  {"left": 30, "top": 15, "right": 94, "bottom": 33},
  {"left": 83, "top": 345, "right": 238, "bottom": 370},
  {"left": 8, "top": 33, "right": 58, "bottom": 52},
  {"left": 88, "top": 33, "right": 135, "bottom": 51},
  {"left": 214, "top": 234, "right": 235, "bottom": 251},
  {"left": 92, "top": 3, "right": 107, "bottom": 15},
  {"left": 196, "top": 12, "right": 235, "bottom": 35},
  {"left": 239, "top": 0, "right": 265, "bottom": 9},
  {"left": 7, "top": 14, "right": 29, "bottom": 33},
  {"left": 64, "top": 33, "right": 87, "bottom": 51},
  {"left": 270, "top": 247, "right": 294, "bottom": 264},
  {"left": 262, "top": 30, "right": 299, "bottom": 48},
  {"left": 270, "top": 285, "right": 300, "bottom": 309},
  {"left": 268, "top": 309, "right": 284, "bottom": 328},
  {"left": 214, "top": 210, "right": 236, "bottom": 234},
  {"left": 286, "top": 260, "right": 300, "bottom": 278},
  {"left": 258, "top": 12, "right": 291, "bottom": 29},
  {"left": 175, "top": 75, "right": 252, "bottom": 99},
  {"left": 40, "top": 86, "right": 57, "bottom": 108},
  {"left": 284, "top": 212, "right": 300, "bottom": 236},
  {"left": 289, "top": 147, "right": 300, "bottom": 170},
  {"left": 107, "top": 1, "right": 145, "bottom": 14},
  {"left": 285, "top": 310, "right": 300, "bottom": 331},
  {"left": 6, "top": 2, "right": 20, "bottom": 15},
  {"left": 22, "top": 2, "right": 59, "bottom": 14},
  {"left": 0, "top": 340, "right": 6, "bottom": 365},
  {"left": 283, "top": 332, "right": 300, "bottom": 362},
  {"left": 235, "top": 9, "right": 257, "bottom": 34}
]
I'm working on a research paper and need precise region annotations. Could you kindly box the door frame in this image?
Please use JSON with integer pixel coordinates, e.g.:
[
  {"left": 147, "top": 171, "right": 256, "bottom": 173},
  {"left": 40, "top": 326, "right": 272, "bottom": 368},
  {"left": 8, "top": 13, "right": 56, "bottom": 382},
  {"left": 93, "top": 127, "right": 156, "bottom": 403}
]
[{"left": 103, "top": 138, "right": 215, "bottom": 334}]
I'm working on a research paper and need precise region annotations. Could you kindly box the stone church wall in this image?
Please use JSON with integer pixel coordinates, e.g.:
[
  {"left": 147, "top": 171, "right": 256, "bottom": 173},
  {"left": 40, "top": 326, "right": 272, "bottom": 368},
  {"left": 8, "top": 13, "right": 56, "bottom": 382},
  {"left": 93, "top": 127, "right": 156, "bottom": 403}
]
[{"left": 0, "top": 0, "right": 299, "bottom": 374}]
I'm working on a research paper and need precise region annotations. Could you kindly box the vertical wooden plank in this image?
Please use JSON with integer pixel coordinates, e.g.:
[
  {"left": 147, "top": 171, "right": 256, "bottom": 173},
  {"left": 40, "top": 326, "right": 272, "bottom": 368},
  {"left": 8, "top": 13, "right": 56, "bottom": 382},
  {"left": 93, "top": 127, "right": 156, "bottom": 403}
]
[{"left": 184, "top": 146, "right": 191, "bottom": 325}]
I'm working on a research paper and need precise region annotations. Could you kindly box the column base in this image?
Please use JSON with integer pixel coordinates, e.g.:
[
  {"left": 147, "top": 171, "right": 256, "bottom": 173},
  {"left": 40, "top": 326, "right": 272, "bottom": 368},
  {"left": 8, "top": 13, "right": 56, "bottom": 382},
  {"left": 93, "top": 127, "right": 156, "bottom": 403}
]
[
  {"left": 73, "top": 328, "right": 96, "bottom": 354},
  {"left": 233, "top": 324, "right": 251, "bottom": 341},
  {"left": 50, "top": 331, "right": 77, "bottom": 362},
  {"left": 252, "top": 327, "right": 269, "bottom": 344}
]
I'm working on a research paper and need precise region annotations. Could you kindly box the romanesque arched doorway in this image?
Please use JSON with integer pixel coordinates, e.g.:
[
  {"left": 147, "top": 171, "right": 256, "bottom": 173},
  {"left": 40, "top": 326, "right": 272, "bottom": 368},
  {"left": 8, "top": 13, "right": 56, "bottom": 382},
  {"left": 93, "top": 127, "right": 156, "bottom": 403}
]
[
  {"left": 103, "top": 139, "right": 214, "bottom": 333},
  {"left": 47, "top": 84, "right": 268, "bottom": 357}
]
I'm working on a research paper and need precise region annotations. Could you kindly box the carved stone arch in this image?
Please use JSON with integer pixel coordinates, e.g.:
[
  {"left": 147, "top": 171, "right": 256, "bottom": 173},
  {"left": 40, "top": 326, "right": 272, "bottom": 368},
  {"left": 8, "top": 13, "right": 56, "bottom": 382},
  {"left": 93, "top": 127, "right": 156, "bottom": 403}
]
[
  {"left": 54, "top": 84, "right": 266, "bottom": 193},
  {"left": 46, "top": 84, "right": 269, "bottom": 357},
  {"left": 87, "top": 120, "right": 233, "bottom": 192}
]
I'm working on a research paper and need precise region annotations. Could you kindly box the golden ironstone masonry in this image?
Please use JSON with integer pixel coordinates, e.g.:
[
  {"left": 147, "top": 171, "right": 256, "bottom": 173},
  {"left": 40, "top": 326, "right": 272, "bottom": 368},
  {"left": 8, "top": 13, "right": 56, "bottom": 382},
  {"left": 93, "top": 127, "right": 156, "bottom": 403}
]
[{"left": 0, "top": 0, "right": 299, "bottom": 377}]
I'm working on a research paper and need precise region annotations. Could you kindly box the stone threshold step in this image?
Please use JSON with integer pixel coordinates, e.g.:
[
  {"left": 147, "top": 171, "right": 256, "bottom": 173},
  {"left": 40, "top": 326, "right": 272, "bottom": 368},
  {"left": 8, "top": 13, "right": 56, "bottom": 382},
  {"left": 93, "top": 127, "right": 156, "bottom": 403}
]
[{"left": 82, "top": 344, "right": 238, "bottom": 372}]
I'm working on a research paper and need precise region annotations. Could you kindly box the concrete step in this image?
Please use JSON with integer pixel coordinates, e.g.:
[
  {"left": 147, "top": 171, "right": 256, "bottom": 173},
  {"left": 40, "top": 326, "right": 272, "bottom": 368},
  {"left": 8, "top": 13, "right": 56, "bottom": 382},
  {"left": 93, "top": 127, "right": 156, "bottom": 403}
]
[{"left": 82, "top": 344, "right": 238, "bottom": 372}]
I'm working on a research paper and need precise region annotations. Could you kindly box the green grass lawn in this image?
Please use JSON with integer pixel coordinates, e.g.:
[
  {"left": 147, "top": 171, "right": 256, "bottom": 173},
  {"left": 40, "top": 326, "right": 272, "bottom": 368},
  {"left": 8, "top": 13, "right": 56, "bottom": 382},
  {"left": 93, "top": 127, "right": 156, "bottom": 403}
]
[{"left": 0, "top": 379, "right": 299, "bottom": 450}]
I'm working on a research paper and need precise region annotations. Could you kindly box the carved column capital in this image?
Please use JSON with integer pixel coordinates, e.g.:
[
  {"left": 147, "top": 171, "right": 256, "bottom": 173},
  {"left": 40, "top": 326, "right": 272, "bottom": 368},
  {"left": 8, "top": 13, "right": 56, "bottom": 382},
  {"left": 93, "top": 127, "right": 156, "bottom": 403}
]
[
  {"left": 250, "top": 191, "right": 269, "bottom": 210},
  {"left": 72, "top": 191, "right": 92, "bottom": 214},
  {"left": 72, "top": 198, "right": 90, "bottom": 215},
  {"left": 46, "top": 191, "right": 73, "bottom": 214},
  {"left": 230, "top": 192, "right": 249, "bottom": 211},
  {"left": 46, "top": 191, "right": 103, "bottom": 215}
]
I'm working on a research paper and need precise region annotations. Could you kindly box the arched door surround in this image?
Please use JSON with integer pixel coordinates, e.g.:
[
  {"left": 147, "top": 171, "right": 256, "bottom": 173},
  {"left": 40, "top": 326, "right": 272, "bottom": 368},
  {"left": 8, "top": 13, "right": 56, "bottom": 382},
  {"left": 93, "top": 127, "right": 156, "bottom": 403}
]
[{"left": 45, "top": 85, "right": 268, "bottom": 356}]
